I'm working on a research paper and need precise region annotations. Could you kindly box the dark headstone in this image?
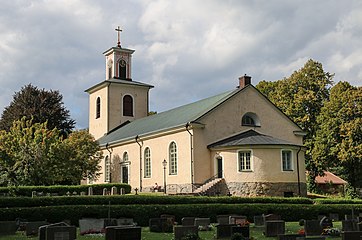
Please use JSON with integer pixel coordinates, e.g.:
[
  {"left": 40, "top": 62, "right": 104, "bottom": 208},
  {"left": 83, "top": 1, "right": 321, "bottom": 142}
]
[
  {"left": 174, "top": 226, "right": 198, "bottom": 240},
  {"left": 231, "top": 225, "right": 249, "bottom": 238},
  {"left": 0, "top": 221, "right": 17, "bottom": 236},
  {"left": 341, "top": 231, "right": 362, "bottom": 240},
  {"left": 264, "top": 220, "right": 285, "bottom": 237},
  {"left": 342, "top": 219, "right": 358, "bottom": 232},
  {"left": 216, "top": 224, "right": 237, "bottom": 239},
  {"left": 253, "top": 215, "right": 264, "bottom": 227},
  {"left": 149, "top": 218, "right": 172, "bottom": 233},
  {"left": 304, "top": 220, "right": 322, "bottom": 236},
  {"left": 39, "top": 222, "right": 69, "bottom": 240},
  {"left": 277, "top": 234, "right": 302, "bottom": 240},
  {"left": 217, "top": 215, "right": 230, "bottom": 225},
  {"left": 105, "top": 226, "right": 141, "bottom": 240},
  {"left": 263, "top": 214, "right": 281, "bottom": 222},
  {"left": 45, "top": 226, "right": 77, "bottom": 240},
  {"left": 319, "top": 216, "right": 333, "bottom": 228},
  {"left": 194, "top": 218, "right": 211, "bottom": 231},
  {"left": 25, "top": 221, "right": 48, "bottom": 236},
  {"left": 181, "top": 217, "right": 195, "bottom": 226}
]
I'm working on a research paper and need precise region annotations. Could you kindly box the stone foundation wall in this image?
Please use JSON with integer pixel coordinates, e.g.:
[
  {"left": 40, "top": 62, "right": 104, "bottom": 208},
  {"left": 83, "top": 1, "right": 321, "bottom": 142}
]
[{"left": 227, "top": 182, "right": 307, "bottom": 197}]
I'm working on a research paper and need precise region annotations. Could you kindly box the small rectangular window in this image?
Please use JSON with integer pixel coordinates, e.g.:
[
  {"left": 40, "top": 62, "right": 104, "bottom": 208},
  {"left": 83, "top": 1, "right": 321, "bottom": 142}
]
[
  {"left": 238, "top": 151, "right": 252, "bottom": 172},
  {"left": 282, "top": 150, "right": 293, "bottom": 171}
]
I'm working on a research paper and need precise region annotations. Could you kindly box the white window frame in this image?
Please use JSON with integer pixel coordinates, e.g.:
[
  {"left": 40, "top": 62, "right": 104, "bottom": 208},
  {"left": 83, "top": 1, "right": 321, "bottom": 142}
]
[
  {"left": 169, "top": 141, "right": 178, "bottom": 175},
  {"left": 238, "top": 150, "right": 253, "bottom": 172},
  {"left": 281, "top": 149, "right": 293, "bottom": 171},
  {"left": 144, "top": 147, "right": 151, "bottom": 178}
]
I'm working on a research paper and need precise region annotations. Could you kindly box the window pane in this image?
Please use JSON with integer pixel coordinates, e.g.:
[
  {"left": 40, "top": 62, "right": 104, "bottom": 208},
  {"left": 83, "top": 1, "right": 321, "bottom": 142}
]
[
  {"left": 144, "top": 148, "right": 151, "bottom": 178},
  {"left": 123, "top": 95, "right": 133, "bottom": 116},
  {"left": 169, "top": 142, "right": 177, "bottom": 175},
  {"left": 239, "top": 151, "right": 251, "bottom": 171},
  {"left": 282, "top": 150, "right": 292, "bottom": 171}
]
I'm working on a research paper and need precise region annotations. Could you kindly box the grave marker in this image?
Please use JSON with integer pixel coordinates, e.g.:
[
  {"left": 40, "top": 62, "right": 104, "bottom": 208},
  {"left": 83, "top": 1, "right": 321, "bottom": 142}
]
[
  {"left": 264, "top": 220, "right": 285, "bottom": 237},
  {"left": 194, "top": 218, "right": 211, "bottom": 231},
  {"left": 174, "top": 226, "right": 198, "bottom": 240},
  {"left": 105, "top": 226, "right": 141, "bottom": 240}
]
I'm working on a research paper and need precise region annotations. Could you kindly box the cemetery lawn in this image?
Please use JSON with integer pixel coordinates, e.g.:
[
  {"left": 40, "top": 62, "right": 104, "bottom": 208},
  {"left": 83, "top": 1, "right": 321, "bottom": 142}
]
[{"left": 0, "top": 221, "right": 342, "bottom": 240}]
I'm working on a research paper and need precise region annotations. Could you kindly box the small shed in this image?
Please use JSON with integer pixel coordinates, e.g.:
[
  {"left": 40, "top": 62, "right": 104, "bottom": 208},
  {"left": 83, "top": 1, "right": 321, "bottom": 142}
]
[{"left": 315, "top": 171, "right": 347, "bottom": 195}]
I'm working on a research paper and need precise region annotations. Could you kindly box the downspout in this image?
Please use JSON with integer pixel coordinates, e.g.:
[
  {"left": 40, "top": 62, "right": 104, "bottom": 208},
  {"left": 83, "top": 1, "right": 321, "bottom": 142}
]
[
  {"left": 106, "top": 82, "right": 112, "bottom": 133},
  {"left": 135, "top": 135, "right": 143, "bottom": 192},
  {"left": 296, "top": 146, "right": 302, "bottom": 197},
  {"left": 185, "top": 122, "right": 194, "bottom": 192},
  {"left": 106, "top": 143, "right": 113, "bottom": 183}
]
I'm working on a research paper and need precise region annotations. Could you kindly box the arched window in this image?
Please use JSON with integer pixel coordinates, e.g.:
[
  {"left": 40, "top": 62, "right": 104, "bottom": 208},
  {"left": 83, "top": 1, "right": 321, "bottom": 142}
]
[
  {"left": 105, "top": 156, "right": 110, "bottom": 182},
  {"left": 169, "top": 142, "right": 177, "bottom": 175},
  {"left": 119, "top": 59, "right": 127, "bottom": 79},
  {"left": 241, "top": 112, "right": 260, "bottom": 127},
  {"left": 144, "top": 147, "right": 151, "bottom": 178},
  {"left": 123, "top": 95, "right": 133, "bottom": 116},
  {"left": 123, "top": 152, "right": 129, "bottom": 162},
  {"left": 96, "top": 97, "right": 101, "bottom": 119}
]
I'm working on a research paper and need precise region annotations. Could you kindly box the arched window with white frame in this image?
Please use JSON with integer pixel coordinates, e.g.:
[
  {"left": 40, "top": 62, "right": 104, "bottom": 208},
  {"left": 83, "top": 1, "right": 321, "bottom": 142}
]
[
  {"left": 144, "top": 147, "right": 151, "bottom": 178},
  {"left": 169, "top": 142, "right": 177, "bottom": 175}
]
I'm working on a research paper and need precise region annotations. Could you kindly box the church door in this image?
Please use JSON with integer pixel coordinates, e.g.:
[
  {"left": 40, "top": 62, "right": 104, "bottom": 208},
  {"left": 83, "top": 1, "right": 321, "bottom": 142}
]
[
  {"left": 121, "top": 166, "right": 129, "bottom": 183},
  {"left": 217, "top": 157, "right": 223, "bottom": 178}
]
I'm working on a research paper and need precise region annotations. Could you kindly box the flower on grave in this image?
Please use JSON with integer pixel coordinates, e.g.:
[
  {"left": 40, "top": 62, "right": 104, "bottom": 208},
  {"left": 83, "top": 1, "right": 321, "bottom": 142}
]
[{"left": 297, "top": 228, "right": 305, "bottom": 235}]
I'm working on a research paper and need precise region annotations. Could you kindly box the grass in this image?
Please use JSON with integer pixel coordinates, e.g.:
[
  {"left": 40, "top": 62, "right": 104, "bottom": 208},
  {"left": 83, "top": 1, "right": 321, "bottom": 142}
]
[{"left": 0, "top": 222, "right": 342, "bottom": 240}]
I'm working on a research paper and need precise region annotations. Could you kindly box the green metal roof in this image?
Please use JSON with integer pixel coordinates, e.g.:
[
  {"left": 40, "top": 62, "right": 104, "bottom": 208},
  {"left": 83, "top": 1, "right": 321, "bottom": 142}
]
[{"left": 98, "top": 88, "right": 240, "bottom": 146}]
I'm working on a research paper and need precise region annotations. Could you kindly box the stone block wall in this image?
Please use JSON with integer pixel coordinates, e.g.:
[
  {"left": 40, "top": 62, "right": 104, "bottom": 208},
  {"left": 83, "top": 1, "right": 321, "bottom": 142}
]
[{"left": 227, "top": 182, "right": 307, "bottom": 197}]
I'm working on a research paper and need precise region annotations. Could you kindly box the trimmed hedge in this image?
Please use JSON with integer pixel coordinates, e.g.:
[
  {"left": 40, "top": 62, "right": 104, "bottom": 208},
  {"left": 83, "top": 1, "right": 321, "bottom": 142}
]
[
  {"left": 0, "top": 203, "right": 360, "bottom": 226},
  {"left": 0, "top": 183, "right": 131, "bottom": 197},
  {"left": 0, "top": 195, "right": 314, "bottom": 208},
  {"left": 314, "top": 198, "right": 362, "bottom": 204}
]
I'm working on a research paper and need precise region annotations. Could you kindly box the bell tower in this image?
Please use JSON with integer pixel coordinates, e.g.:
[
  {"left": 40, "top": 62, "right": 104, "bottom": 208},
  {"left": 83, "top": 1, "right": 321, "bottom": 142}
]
[{"left": 86, "top": 27, "right": 153, "bottom": 139}]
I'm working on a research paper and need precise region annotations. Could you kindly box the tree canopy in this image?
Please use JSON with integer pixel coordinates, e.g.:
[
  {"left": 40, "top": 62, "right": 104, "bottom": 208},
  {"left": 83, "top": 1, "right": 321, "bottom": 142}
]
[
  {"left": 0, "top": 118, "right": 102, "bottom": 186},
  {"left": 0, "top": 84, "right": 75, "bottom": 135},
  {"left": 312, "top": 82, "right": 362, "bottom": 192}
]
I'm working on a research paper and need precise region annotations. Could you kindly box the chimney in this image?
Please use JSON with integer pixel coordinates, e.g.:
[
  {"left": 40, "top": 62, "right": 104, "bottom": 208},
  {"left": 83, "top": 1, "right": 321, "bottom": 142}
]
[{"left": 239, "top": 74, "right": 252, "bottom": 88}]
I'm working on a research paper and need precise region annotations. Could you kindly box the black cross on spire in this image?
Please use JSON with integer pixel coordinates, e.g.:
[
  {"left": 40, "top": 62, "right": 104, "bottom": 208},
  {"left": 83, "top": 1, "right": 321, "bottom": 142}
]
[{"left": 115, "top": 26, "right": 122, "bottom": 48}]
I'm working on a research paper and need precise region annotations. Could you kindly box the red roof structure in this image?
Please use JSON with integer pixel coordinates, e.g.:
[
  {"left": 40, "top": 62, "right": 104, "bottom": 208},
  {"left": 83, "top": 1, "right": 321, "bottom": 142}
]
[{"left": 315, "top": 171, "right": 347, "bottom": 185}]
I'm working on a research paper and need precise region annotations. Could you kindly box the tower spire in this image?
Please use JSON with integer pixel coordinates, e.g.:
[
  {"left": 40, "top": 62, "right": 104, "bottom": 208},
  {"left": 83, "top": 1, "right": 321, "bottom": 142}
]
[{"left": 115, "top": 26, "right": 122, "bottom": 47}]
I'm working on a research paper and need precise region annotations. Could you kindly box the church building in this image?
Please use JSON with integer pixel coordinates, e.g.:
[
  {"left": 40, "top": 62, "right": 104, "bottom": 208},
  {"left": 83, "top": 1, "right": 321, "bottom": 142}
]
[{"left": 85, "top": 33, "right": 307, "bottom": 197}]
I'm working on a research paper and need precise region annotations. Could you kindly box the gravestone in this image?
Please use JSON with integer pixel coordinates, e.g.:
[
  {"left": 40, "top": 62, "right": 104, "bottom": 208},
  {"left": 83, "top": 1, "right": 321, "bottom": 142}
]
[
  {"left": 0, "top": 221, "right": 17, "bottom": 236},
  {"left": 103, "top": 188, "right": 108, "bottom": 195},
  {"left": 341, "top": 231, "right": 362, "bottom": 240},
  {"left": 319, "top": 216, "right": 333, "bottom": 229},
  {"left": 160, "top": 214, "right": 176, "bottom": 224},
  {"left": 298, "top": 237, "right": 326, "bottom": 240},
  {"left": 149, "top": 218, "right": 172, "bottom": 233},
  {"left": 253, "top": 215, "right": 264, "bottom": 227},
  {"left": 117, "top": 218, "right": 135, "bottom": 226},
  {"left": 174, "top": 226, "right": 198, "bottom": 240},
  {"left": 229, "top": 215, "right": 247, "bottom": 226},
  {"left": 264, "top": 214, "right": 281, "bottom": 221},
  {"left": 111, "top": 186, "right": 117, "bottom": 195},
  {"left": 88, "top": 187, "right": 93, "bottom": 196},
  {"left": 45, "top": 226, "right": 77, "bottom": 240},
  {"left": 277, "top": 234, "right": 302, "bottom": 240},
  {"left": 342, "top": 219, "right": 358, "bottom": 231},
  {"left": 105, "top": 226, "right": 141, "bottom": 240},
  {"left": 231, "top": 225, "right": 249, "bottom": 238},
  {"left": 39, "top": 222, "right": 69, "bottom": 240},
  {"left": 216, "top": 224, "right": 237, "bottom": 239},
  {"left": 79, "top": 218, "right": 105, "bottom": 235},
  {"left": 304, "top": 220, "right": 323, "bottom": 236},
  {"left": 264, "top": 220, "right": 285, "bottom": 237},
  {"left": 194, "top": 218, "right": 211, "bottom": 231},
  {"left": 217, "top": 215, "right": 230, "bottom": 225},
  {"left": 25, "top": 221, "right": 48, "bottom": 236},
  {"left": 181, "top": 217, "right": 195, "bottom": 226},
  {"left": 120, "top": 188, "right": 125, "bottom": 195}
]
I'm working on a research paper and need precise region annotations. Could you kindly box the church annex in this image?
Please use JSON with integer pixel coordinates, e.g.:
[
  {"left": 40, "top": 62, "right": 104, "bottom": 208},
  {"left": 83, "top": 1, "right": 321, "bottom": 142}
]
[{"left": 85, "top": 35, "right": 307, "bottom": 197}]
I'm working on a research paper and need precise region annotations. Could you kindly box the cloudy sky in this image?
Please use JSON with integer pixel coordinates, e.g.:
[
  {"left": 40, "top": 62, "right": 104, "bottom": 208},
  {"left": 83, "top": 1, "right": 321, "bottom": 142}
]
[{"left": 0, "top": 0, "right": 361, "bottom": 129}]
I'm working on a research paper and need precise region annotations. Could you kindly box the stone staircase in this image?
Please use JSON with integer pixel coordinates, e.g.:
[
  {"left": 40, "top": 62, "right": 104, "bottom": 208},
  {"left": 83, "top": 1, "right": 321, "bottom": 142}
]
[{"left": 193, "top": 178, "right": 227, "bottom": 196}]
